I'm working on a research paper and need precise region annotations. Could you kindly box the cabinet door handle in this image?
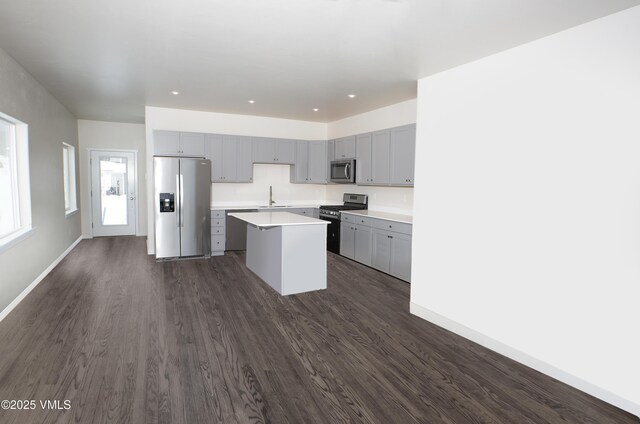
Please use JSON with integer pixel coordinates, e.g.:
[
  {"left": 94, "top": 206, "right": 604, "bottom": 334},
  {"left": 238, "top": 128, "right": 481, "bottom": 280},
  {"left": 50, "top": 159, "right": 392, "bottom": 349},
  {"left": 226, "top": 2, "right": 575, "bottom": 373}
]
[{"left": 388, "top": 235, "right": 393, "bottom": 239}]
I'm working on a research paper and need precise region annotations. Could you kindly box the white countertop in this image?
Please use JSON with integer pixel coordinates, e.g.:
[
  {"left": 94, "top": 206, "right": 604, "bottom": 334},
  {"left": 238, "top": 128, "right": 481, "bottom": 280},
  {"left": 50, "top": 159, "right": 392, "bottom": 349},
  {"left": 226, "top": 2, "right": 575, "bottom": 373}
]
[
  {"left": 228, "top": 211, "right": 330, "bottom": 227},
  {"left": 341, "top": 209, "right": 413, "bottom": 224},
  {"left": 212, "top": 203, "right": 328, "bottom": 210}
]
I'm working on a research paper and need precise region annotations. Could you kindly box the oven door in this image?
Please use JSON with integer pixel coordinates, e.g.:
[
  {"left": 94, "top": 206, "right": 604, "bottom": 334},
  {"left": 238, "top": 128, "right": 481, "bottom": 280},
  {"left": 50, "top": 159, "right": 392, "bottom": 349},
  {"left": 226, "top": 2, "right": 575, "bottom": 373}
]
[
  {"left": 319, "top": 213, "right": 341, "bottom": 254},
  {"left": 330, "top": 160, "right": 355, "bottom": 183}
]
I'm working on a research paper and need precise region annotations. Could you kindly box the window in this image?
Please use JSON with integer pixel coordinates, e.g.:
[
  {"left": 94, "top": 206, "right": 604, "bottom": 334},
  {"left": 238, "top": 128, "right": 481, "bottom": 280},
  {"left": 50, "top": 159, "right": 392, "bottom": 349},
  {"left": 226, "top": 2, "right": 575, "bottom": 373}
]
[
  {"left": 62, "top": 142, "right": 77, "bottom": 215},
  {"left": 0, "top": 112, "right": 31, "bottom": 248}
]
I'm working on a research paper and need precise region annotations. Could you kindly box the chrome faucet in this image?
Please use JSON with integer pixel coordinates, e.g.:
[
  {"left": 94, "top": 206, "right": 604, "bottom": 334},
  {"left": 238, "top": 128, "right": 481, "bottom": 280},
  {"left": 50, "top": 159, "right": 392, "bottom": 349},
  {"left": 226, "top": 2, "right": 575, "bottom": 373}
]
[{"left": 269, "top": 185, "right": 276, "bottom": 206}]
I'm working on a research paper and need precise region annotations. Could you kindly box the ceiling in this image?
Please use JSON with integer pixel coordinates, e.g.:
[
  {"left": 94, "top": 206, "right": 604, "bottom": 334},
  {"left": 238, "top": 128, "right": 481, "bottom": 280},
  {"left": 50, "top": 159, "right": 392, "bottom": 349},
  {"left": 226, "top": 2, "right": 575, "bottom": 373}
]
[{"left": 0, "top": 0, "right": 638, "bottom": 124}]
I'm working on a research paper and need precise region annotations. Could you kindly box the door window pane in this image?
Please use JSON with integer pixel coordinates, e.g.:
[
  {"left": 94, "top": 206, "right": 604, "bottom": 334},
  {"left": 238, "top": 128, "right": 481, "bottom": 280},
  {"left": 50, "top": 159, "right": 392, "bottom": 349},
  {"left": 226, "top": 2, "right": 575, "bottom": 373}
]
[
  {"left": 100, "top": 156, "right": 128, "bottom": 226},
  {"left": 63, "top": 143, "right": 77, "bottom": 213},
  {"left": 0, "top": 118, "right": 19, "bottom": 238}
]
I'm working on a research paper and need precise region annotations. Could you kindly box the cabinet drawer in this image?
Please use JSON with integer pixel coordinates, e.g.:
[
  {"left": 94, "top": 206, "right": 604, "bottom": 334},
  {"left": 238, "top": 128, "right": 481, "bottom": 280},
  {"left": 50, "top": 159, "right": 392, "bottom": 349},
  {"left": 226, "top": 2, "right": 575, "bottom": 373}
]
[
  {"left": 211, "top": 218, "right": 225, "bottom": 227},
  {"left": 372, "top": 219, "right": 412, "bottom": 235},
  {"left": 211, "top": 226, "right": 225, "bottom": 236},
  {"left": 211, "top": 235, "right": 226, "bottom": 251},
  {"left": 353, "top": 216, "right": 372, "bottom": 227},
  {"left": 211, "top": 210, "right": 224, "bottom": 219},
  {"left": 341, "top": 214, "right": 355, "bottom": 223}
]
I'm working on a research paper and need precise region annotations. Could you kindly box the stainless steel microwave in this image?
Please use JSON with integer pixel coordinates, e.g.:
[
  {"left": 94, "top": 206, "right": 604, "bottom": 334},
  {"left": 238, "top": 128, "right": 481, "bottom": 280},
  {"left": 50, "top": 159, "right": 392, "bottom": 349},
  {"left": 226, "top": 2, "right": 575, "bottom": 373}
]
[{"left": 330, "top": 159, "right": 355, "bottom": 183}]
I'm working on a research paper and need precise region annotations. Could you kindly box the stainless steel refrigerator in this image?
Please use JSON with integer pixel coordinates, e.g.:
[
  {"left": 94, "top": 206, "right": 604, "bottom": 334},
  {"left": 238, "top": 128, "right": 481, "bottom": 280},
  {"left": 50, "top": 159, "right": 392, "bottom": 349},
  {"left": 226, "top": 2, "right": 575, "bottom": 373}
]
[{"left": 154, "top": 157, "right": 211, "bottom": 259}]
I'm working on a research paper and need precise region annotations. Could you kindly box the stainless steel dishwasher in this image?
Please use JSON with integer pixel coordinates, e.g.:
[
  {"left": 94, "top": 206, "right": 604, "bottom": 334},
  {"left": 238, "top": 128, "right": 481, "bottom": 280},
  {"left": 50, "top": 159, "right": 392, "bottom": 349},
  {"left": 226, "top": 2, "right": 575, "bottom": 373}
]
[{"left": 225, "top": 209, "right": 258, "bottom": 250}]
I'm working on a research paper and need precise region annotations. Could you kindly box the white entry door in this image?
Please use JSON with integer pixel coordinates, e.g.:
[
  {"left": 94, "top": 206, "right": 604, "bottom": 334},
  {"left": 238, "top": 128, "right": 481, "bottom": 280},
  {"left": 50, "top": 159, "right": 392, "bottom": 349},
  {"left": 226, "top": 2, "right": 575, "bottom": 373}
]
[{"left": 91, "top": 150, "right": 136, "bottom": 236}]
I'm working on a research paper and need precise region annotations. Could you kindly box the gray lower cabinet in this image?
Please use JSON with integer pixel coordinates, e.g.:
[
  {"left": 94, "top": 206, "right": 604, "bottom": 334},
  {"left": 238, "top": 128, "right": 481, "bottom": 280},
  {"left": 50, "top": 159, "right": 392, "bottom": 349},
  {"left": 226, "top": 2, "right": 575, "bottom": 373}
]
[
  {"left": 340, "top": 222, "right": 356, "bottom": 259},
  {"left": 389, "top": 124, "right": 416, "bottom": 185},
  {"left": 254, "top": 138, "right": 296, "bottom": 163},
  {"left": 154, "top": 130, "right": 205, "bottom": 157},
  {"left": 340, "top": 218, "right": 373, "bottom": 266},
  {"left": 354, "top": 224, "right": 373, "bottom": 266},
  {"left": 372, "top": 228, "right": 411, "bottom": 282},
  {"left": 389, "top": 232, "right": 412, "bottom": 281},
  {"left": 342, "top": 213, "right": 412, "bottom": 282},
  {"left": 211, "top": 209, "right": 226, "bottom": 255},
  {"left": 286, "top": 208, "right": 315, "bottom": 217}
]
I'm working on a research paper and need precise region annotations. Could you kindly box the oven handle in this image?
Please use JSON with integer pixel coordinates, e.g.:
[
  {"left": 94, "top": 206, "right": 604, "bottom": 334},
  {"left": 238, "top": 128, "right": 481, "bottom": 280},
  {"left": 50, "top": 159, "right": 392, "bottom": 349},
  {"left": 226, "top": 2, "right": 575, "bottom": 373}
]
[{"left": 345, "top": 162, "right": 351, "bottom": 180}]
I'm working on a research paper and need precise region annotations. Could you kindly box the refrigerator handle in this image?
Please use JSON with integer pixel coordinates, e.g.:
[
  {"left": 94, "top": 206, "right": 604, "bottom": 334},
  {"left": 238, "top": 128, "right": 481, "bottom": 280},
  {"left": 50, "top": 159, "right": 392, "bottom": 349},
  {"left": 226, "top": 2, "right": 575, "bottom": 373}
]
[
  {"left": 176, "top": 174, "right": 181, "bottom": 227},
  {"left": 179, "top": 173, "right": 184, "bottom": 227}
]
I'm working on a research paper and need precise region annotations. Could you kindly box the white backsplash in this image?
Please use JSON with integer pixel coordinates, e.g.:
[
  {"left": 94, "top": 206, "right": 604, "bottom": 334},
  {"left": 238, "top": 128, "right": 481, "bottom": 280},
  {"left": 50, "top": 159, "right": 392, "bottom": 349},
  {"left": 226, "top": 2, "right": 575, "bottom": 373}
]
[
  {"left": 211, "top": 164, "right": 327, "bottom": 206},
  {"left": 326, "top": 185, "right": 414, "bottom": 215}
]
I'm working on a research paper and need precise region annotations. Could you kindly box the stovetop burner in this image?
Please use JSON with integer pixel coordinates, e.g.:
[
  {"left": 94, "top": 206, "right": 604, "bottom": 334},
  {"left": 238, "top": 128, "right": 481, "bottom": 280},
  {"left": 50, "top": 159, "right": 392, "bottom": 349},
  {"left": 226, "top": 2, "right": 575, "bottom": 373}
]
[{"left": 319, "top": 193, "right": 368, "bottom": 218}]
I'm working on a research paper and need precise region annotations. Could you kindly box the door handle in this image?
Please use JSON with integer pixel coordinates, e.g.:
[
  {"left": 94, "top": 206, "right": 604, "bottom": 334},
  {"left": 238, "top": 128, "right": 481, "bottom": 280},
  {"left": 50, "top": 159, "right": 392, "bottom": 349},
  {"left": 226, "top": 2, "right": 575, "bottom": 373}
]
[{"left": 345, "top": 162, "right": 351, "bottom": 179}]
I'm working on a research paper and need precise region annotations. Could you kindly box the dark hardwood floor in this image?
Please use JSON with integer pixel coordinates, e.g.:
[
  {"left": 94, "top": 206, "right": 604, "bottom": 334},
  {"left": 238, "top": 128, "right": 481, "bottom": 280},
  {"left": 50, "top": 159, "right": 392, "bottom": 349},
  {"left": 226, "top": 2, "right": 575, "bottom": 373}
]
[{"left": 0, "top": 237, "right": 637, "bottom": 424}]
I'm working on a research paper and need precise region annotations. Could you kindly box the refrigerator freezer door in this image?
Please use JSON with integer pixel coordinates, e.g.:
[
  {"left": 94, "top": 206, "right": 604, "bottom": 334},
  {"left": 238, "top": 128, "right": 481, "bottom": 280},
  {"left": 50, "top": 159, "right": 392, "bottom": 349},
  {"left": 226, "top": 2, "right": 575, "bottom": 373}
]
[
  {"left": 154, "top": 157, "right": 181, "bottom": 258},
  {"left": 180, "top": 158, "right": 211, "bottom": 257}
]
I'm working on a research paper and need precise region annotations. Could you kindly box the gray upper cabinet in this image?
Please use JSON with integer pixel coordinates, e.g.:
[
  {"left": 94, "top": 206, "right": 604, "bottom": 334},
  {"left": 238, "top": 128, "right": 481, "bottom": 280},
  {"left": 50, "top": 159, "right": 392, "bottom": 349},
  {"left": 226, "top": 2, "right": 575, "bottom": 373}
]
[
  {"left": 372, "top": 130, "right": 390, "bottom": 185},
  {"left": 221, "top": 135, "right": 238, "bottom": 181},
  {"left": 291, "top": 140, "right": 327, "bottom": 184},
  {"left": 276, "top": 139, "right": 296, "bottom": 163},
  {"left": 205, "top": 134, "right": 237, "bottom": 181},
  {"left": 356, "top": 130, "right": 389, "bottom": 185},
  {"left": 293, "top": 141, "right": 309, "bottom": 183},
  {"left": 356, "top": 133, "right": 372, "bottom": 184},
  {"left": 205, "top": 134, "right": 224, "bottom": 181},
  {"left": 335, "top": 136, "right": 356, "bottom": 159},
  {"left": 154, "top": 130, "right": 180, "bottom": 155},
  {"left": 180, "top": 132, "right": 206, "bottom": 156},
  {"left": 253, "top": 137, "right": 276, "bottom": 163},
  {"left": 205, "top": 134, "right": 252, "bottom": 183},
  {"left": 354, "top": 124, "right": 415, "bottom": 187},
  {"left": 236, "top": 136, "right": 253, "bottom": 183},
  {"left": 154, "top": 130, "right": 205, "bottom": 157},
  {"left": 389, "top": 124, "right": 416, "bottom": 186},
  {"left": 308, "top": 141, "right": 327, "bottom": 183},
  {"left": 254, "top": 138, "right": 295, "bottom": 163}
]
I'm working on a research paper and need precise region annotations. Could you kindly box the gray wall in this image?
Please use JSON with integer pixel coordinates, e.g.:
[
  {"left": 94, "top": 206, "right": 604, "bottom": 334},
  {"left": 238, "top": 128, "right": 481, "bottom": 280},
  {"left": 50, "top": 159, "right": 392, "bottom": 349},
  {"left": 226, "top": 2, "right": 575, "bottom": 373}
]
[{"left": 0, "top": 48, "right": 80, "bottom": 313}]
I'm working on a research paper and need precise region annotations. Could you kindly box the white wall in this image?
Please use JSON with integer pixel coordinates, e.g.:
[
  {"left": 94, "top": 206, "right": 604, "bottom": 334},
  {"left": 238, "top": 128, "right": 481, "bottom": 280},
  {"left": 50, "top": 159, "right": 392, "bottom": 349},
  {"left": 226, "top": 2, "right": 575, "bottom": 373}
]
[
  {"left": 77, "top": 120, "right": 147, "bottom": 238},
  {"left": 211, "top": 165, "right": 326, "bottom": 207},
  {"left": 412, "top": 6, "right": 640, "bottom": 416},
  {"left": 145, "top": 106, "right": 328, "bottom": 253},
  {"left": 326, "top": 99, "right": 416, "bottom": 214},
  {"left": 0, "top": 47, "right": 80, "bottom": 314}
]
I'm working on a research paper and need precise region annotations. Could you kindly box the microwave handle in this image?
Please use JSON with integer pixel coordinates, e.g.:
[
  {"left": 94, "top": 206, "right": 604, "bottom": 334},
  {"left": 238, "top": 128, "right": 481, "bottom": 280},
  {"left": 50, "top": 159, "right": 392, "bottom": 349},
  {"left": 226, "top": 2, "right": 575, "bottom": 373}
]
[{"left": 345, "top": 162, "right": 351, "bottom": 179}]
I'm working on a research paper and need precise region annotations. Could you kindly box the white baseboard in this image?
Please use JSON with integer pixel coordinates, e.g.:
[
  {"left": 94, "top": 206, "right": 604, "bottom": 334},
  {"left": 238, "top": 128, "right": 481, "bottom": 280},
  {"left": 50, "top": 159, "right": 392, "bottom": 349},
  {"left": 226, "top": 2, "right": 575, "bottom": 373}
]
[
  {"left": 0, "top": 236, "right": 83, "bottom": 323},
  {"left": 409, "top": 302, "right": 640, "bottom": 418}
]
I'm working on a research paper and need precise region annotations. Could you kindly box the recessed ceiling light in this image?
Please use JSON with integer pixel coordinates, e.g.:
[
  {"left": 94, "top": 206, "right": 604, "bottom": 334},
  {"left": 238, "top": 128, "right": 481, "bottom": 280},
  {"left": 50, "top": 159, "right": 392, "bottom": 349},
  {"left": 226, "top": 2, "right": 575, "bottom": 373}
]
[
  {"left": 313, "top": 108, "right": 319, "bottom": 112},
  {"left": 248, "top": 100, "right": 255, "bottom": 104},
  {"left": 348, "top": 94, "right": 356, "bottom": 98},
  {"left": 171, "top": 91, "right": 179, "bottom": 95}
]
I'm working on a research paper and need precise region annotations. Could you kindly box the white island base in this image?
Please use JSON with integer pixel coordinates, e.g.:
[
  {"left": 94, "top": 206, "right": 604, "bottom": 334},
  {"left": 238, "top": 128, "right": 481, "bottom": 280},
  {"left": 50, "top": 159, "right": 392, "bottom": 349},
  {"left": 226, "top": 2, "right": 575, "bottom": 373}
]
[{"left": 229, "top": 212, "right": 329, "bottom": 295}]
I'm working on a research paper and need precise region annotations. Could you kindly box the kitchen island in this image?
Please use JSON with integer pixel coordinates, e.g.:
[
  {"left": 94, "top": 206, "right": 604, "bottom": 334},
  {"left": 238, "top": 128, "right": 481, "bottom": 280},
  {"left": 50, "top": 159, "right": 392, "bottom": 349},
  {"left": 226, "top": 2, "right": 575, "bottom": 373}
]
[{"left": 227, "top": 211, "right": 329, "bottom": 295}]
